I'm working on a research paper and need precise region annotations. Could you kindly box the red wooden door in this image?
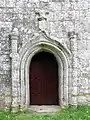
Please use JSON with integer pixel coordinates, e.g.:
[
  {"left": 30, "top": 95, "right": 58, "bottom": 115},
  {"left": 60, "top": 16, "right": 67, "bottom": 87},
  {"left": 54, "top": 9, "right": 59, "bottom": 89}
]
[{"left": 29, "top": 52, "right": 58, "bottom": 105}]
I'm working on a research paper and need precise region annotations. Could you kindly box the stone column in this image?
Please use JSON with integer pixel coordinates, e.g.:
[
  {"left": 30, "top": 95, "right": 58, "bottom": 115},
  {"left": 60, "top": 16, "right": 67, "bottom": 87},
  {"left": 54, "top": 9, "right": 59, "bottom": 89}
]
[
  {"left": 10, "top": 28, "right": 20, "bottom": 112},
  {"left": 69, "top": 31, "right": 78, "bottom": 106}
]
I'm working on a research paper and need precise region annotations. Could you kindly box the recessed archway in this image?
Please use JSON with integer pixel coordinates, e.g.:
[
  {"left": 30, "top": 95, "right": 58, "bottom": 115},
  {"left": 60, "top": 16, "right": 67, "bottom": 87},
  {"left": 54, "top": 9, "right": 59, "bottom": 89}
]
[
  {"left": 19, "top": 40, "right": 70, "bottom": 109},
  {"left": 29, "top": 51, "right": 59, "bottom": 105}
]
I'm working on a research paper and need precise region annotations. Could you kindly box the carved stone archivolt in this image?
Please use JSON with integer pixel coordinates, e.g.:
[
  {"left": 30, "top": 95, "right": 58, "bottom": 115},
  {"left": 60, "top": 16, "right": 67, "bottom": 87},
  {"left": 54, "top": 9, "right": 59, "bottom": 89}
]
[{"left": 10, "top": 26, "right": 71, "bottom": 111}]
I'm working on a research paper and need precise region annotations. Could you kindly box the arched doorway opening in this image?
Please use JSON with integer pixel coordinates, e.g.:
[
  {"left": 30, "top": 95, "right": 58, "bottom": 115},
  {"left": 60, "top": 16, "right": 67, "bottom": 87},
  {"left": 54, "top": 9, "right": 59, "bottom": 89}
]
[
  {"left": 20, "top": 40, "right": 69, "bottom": 108},
  {"left": 29, "top": 51, "right": 59, "bottom": 105}
]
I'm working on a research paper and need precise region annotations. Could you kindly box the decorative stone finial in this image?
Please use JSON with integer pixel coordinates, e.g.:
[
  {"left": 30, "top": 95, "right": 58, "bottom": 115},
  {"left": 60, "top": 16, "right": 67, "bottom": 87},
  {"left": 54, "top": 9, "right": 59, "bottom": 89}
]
[
  {"left": 68, "top": 31, "right": 78, "bottom": 39},
  {"left": 12, "top": 28, "right": 19, "bottom": 35}
]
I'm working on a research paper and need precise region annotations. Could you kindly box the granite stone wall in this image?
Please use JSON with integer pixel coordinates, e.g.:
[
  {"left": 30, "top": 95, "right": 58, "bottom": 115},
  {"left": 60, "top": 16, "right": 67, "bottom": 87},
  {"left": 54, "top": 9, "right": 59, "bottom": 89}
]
[{"left": 0, "top": 0, "right": 90, "bottom": 110}]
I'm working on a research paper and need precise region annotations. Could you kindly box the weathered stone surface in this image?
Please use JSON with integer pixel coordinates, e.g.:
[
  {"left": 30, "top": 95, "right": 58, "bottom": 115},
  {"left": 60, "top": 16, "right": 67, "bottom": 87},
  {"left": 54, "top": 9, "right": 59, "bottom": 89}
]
[{"left": 0, "top": 0, "right": 90, "bottom": 111}]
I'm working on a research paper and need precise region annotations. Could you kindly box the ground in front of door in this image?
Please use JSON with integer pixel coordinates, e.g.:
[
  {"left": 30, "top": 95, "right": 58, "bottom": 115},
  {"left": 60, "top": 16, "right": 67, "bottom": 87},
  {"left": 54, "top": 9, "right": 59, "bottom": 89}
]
[{"left": 29, "top": 105, "right": 60, "bottom": 113}]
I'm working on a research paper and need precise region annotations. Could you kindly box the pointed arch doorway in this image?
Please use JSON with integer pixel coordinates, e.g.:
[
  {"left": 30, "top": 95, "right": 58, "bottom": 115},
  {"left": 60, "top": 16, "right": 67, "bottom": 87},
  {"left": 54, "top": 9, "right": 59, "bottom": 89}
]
[{"left": 29, "top": 51, "right": 59, "bottom": 105}]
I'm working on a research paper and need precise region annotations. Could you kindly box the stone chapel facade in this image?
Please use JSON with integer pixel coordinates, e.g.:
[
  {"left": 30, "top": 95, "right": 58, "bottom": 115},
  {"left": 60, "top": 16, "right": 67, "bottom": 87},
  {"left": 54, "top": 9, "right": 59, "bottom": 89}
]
[{"left": 0, "top": 0, "right": 90, "bottom": 111}]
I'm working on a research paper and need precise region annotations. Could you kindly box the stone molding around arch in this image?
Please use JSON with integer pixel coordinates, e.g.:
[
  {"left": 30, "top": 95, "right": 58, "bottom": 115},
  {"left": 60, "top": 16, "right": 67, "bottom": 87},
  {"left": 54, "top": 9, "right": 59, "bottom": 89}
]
[{"left": 10, "top": 30, "right": 71, "bottom": 111}]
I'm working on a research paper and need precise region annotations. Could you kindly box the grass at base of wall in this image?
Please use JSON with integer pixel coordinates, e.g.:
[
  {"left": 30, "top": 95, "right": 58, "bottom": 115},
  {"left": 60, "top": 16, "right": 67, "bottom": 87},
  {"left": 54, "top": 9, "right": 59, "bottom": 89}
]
[
  {"left": 0, "top": 110, "right": 16, "bottom": 120},
  {"left": 1, "top": 106, "right": 90, "bottom": 120}
]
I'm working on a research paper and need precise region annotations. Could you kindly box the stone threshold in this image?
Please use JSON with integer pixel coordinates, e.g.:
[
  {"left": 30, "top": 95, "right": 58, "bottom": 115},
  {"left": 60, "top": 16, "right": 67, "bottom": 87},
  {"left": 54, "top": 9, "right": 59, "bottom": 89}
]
[{"left": 29, "top": 105, "right": 60, "bottom": 113}]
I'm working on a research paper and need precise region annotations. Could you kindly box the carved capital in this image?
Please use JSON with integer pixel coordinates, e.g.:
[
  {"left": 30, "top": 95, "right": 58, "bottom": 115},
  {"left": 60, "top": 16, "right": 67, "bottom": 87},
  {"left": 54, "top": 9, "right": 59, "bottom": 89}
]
[{"left": 10, "top": 53, "right": 19, "bottom": 58}]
